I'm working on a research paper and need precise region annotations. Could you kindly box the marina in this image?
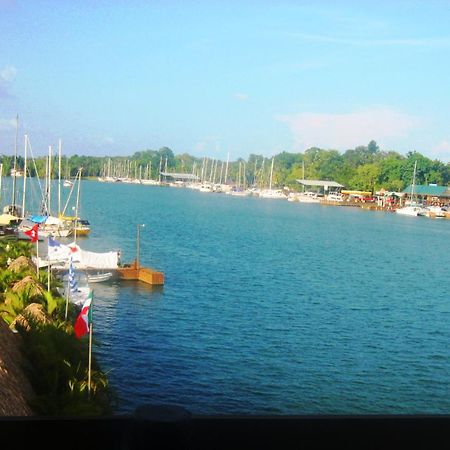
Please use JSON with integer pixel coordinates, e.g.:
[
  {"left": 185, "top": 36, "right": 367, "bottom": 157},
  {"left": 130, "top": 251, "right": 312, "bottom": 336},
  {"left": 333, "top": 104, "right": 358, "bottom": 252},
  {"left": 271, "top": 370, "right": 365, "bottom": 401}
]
[
  {"left": 0, "top": 163, "right": 449, "bottom": 417},
  {"left": 1, "top": 4, "right": 450, "bottom": 446},
  {"left": 58, "top": 180, "right": 450, "bottom": 415}
]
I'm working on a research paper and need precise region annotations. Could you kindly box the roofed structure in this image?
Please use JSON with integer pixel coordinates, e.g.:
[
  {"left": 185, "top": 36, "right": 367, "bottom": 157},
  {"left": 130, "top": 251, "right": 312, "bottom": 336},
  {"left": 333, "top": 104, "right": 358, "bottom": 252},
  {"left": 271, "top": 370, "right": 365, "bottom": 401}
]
[
  {"left": 296, "top": 179, "right": 344, "bottom": 188},
  {"left": 296, "top": 179, "right": 344, "bottom": 194},
  {"left": 402, "top": 184, "right": 450, "bottom": 197},
  {"left": 160, "top": 172, "right": 199, "bottom": 182}
]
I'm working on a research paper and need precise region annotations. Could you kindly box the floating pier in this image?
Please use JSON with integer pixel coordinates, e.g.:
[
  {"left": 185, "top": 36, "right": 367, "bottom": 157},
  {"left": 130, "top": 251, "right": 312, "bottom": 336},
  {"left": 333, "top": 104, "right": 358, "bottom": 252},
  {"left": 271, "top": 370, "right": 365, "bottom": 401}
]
[{"left": 117, "top": 260, "right": 165, "bottom": 285}]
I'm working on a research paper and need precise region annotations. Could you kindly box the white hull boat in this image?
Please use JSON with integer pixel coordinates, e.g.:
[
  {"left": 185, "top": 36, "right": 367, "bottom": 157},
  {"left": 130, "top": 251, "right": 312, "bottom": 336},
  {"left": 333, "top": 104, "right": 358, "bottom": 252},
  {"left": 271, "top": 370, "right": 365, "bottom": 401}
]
[{"left": 87, "top": 271, "right": 113, "bottom": 283}]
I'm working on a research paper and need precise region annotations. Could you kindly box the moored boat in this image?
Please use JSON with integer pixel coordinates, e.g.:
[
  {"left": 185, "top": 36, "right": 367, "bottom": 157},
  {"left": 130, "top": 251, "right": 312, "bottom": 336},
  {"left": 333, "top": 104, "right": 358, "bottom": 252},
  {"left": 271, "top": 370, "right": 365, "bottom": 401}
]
[{"left": 87, "top": 271, "right": 113, "bottom": 283}]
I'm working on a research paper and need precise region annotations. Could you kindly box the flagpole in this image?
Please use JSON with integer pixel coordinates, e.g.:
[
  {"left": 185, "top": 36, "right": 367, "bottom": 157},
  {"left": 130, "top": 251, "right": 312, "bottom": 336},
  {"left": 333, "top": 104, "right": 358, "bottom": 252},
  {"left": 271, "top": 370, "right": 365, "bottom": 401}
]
[
  {"left": 36, "top": 237, "right": 39, "bottom": 277},
  {"left": 64, "top": 281, "right": 69, "bottom": 321},
  {"left": 66, "top": 255, "right": 73, "bottom": 321},
  {"left": 87, "top": 291, "right": 93, "bottom": 399},
  {"left": 47, "top": 261, "right": 51, "bottom": 292}
]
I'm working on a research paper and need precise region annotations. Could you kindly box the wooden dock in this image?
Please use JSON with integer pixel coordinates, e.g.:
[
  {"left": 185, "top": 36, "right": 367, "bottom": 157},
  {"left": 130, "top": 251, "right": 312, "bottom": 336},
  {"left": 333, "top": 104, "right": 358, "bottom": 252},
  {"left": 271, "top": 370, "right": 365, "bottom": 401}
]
[{"left": 117, "top": 260, "right": 165, "bottom": 285}]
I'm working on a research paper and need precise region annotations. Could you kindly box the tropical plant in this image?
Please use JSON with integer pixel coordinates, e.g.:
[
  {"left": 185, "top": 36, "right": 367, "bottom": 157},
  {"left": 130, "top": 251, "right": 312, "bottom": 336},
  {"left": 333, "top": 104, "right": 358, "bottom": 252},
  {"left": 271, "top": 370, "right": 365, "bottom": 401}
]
[
  {"left": 20, "top": 321, "right": 113, "bottom": 415},
  {"left": 0, "top": 290, "right": 31, "bottom": 325}
]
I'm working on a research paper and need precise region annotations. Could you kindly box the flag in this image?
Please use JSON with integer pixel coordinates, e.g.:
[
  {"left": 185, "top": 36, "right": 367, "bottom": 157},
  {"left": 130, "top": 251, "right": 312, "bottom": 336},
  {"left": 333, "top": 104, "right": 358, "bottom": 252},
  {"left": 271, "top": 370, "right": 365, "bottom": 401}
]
[
  {"left": 68, "top": 244, "right": 79, "bottom": 253},
  {"left": 48, "top": 236, "right": 61, "bottom": 251},
  {"left": 24, "top": 224, "right": 39, "bottom": 242},
  {"left": 68, "top": 255, "right": 79, "bottom": 293},
  {"left": 48, "top": 236, "right": 63, "bottom": 259},
  {"left": 74, "top": 291, "right": 93, "bottom": 339}
]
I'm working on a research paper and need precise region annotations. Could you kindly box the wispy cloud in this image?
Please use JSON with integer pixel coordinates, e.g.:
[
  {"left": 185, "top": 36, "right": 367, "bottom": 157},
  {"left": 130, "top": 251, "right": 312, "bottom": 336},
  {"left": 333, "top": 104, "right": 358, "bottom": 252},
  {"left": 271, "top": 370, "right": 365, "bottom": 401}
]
[
  {"left": 0, "top": 117, "right": 17, "bottom": 130},
  {"left": 102, "top": 136, "right": 115, "bottom": 145},
  {"left": 0, "top": 65, "right": 17, "bottom": 99},
  {"left": 277, "top": 107, "right": 421, "bottom": 151},
  {"left": 193, "top": 136, "right": 224, "bottom": 157},
  {"left": 430, "top": 140, "right": 450, "bottom": 162},
  {"left": 0, "top": 65, "right": 17, "bottom": 82},
  {"left": 286, "top": 32, "right": 450, "bottom": 47},
  {"left": 233, "top": 93, "right": 249, "bottom": 102}
]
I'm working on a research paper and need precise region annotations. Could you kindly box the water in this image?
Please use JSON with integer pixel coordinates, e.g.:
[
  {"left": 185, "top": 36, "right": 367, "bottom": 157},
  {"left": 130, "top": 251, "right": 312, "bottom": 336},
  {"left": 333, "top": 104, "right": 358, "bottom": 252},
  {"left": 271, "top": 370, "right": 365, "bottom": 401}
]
[{"left": 6, "top": 179, "right": 450, "bottom": 415}]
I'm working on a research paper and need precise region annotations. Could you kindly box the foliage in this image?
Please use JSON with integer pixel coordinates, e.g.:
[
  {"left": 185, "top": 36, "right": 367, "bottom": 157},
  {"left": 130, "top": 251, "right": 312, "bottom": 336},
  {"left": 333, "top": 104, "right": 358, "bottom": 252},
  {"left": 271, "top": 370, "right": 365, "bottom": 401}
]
[
  {"left": 2, "top": 140, "right": 449, "bottom": 190},
  {"left": 0, "top": 240, "right": 113, "bottom": 416},
  {"left": 0, "top": 290, "right": 29, "bottom": 325},
  {"left": 20, "top": 322, "right": 113, "bottom": 415},
  {"left": 0, "top": 240, "right": 32, "bottom": 267}
]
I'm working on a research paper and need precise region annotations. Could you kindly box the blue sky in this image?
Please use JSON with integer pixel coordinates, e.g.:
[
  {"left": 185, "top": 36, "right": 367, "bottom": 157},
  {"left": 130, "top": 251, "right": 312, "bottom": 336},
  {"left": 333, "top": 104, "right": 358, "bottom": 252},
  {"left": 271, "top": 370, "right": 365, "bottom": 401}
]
[{"left": 1, "top": 0, "right": 450, "bottom": 162}]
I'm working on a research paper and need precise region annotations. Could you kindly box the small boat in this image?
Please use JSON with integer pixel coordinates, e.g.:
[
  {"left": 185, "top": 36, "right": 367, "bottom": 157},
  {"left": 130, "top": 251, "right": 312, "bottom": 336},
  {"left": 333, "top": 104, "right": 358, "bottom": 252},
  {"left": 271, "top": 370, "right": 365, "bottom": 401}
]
[
  {"left": 74, "top": 219, "right": 91, "bottom": 236},
  {"left": 87, "top": 272, "right": 113, "bottom": 283},
  {"left": 396, "top": 205, "right": 428, "bottom": 216},
  {"left": 63, "top": 179, "right": 74, "bottom": 187}
]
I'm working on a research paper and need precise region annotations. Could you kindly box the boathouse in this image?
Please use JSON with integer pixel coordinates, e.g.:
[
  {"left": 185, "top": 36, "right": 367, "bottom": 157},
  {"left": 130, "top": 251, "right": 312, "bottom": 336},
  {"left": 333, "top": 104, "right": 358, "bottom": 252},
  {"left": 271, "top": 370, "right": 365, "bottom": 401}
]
[
  {"left": 160, "top": 172, "right": 199, "bottom": 183},
  {"left": 401, "top": 184, "right": 450, "bottom": 206},
  {"left": 296, "top": 179, "right": 344, "bottom": 195}
]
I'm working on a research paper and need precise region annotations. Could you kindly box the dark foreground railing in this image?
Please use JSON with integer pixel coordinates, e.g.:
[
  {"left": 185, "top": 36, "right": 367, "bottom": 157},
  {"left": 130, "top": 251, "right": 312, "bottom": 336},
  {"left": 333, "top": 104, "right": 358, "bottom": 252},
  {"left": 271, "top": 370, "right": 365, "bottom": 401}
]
[{"left": 1, "top": 405, "right": 450, "bottom": 450}]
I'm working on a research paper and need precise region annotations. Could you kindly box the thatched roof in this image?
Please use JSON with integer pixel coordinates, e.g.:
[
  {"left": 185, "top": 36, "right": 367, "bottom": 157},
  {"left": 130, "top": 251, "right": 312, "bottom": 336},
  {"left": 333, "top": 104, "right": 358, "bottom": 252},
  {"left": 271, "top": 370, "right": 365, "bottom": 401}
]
[
  {"left": 8, "top": 256, "right": 36, "bottom": 273},
  {"left": 11, "top": 303, "right": 50, "bottom": 332},
  {"left": 11, "top": 276, "right": 45, "bottom": 298},
  {"left": 0, "top": 319, "right": 34, "bottom": 415}
]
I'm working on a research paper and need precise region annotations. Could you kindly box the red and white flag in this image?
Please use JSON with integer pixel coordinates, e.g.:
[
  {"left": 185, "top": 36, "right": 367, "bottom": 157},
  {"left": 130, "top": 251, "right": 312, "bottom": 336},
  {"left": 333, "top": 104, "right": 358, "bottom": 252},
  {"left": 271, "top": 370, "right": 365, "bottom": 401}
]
[
  {"left": 74, "top": 291, "right": 93, "bottom": 339},
  {"left": 24, "top": 224, "right": 39, "bottom": 242}
]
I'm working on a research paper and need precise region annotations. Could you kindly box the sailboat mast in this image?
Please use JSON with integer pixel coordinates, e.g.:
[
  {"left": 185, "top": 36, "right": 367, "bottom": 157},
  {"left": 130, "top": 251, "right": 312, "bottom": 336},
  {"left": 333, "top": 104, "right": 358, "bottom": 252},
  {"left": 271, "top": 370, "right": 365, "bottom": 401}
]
[
  {"left": 411, "top": 160, "right": 417, "bottom": 204},
  {"left": 58, "top": 139, "right": 62, "bottom": 216},
  {"left": 269, "top": 157, "right": 274, "bottom": 190},
  {"left": 48, "top": 146, "right": 52, "bottom": 216},
  {"left": 74, "top": 168, "right": 82, "bottom": 243},
  {"left": 302, "top": 160, "right": 305, "bottom": 192},
  {"left": 21, "top": 135, "right": 28, "bottom": 218},
  {"left": 219, "top": 161, "right": 224, "bottom": 185},
  {"left": 224, "top": 152, "right": 230, "bottom": 185},
  {"left": 11, "top": 114, "right": 19, "bottom": 208}
]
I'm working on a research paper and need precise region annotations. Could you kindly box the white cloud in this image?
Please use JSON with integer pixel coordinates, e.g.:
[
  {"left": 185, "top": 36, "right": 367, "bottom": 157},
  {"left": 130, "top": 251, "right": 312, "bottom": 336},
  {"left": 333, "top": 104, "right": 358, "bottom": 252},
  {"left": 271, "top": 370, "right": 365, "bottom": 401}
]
[
  {"left": 286, "top": 32, "right": 450, "bottom": 47},
  {"left": 430, "top": 140, "right": 450, "bottom": 162},
  {"left": 233, "top": 93, "right": 249, "bottom": 102},
  {"left": 0, "top": 65, "right": 17, "bottom": 83},
  {"left": 0, "top": 117, "right": 17, "bottom": 130},
  {"left": 277, "top": 107, "right": 420, "bottom": 151},
  {"left": 102, "top": 136, "right": 115, "bottom": 145}
]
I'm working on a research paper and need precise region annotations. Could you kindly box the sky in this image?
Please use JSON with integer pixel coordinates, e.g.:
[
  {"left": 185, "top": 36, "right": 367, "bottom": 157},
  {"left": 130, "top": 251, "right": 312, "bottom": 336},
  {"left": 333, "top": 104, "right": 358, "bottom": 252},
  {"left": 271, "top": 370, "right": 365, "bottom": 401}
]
[{"left": 1, "top": 0, "right": 450, "bottom": 162}]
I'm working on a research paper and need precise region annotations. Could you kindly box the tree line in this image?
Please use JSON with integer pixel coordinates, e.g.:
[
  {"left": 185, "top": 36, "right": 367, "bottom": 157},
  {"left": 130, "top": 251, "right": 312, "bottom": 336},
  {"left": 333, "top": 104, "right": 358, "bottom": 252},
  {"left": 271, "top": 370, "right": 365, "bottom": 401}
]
[{"left": 1, "top": 141, "right": 449, "bottom": 193}]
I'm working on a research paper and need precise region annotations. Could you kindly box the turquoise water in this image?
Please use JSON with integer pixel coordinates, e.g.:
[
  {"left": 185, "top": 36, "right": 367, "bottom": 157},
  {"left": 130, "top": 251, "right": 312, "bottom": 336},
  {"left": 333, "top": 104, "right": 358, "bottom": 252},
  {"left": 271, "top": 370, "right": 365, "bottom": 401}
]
[{"left": 7, "top": 179, "right": 450, "bottom": 415}]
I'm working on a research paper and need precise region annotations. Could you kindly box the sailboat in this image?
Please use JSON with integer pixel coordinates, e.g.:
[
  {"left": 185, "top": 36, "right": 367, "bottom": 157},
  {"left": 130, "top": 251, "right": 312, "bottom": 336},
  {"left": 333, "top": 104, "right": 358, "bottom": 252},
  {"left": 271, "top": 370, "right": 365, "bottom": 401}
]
[
  {"left": 18, "top": 143, "right": 74, "bottom": 238},
  {"left": 396, "top": 161, "right": 428, "bottom": 216},
  {"left": 59, "top": 167, "right": 91, "bottom": 237},
  {"left": 258, "top": 157, "right": 286, "bottom": 199},
  {"left": 3, "top": 115, "right": 23, "bottom": 219}
]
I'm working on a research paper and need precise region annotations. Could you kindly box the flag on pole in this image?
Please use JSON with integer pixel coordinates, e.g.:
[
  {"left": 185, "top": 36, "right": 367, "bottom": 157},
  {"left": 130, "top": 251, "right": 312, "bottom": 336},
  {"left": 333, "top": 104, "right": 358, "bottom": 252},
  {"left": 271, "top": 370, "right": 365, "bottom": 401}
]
[
  {"left": 68, "top": 255, "right": 79, "bottom": 293},
  {"left": 24, "top": 224, "right": 39, "bottom": 242},
  {"left": 74, "top": 290, "right": 93, "bottom": 339},
  {"left": 48, "top": 236, "right": 62, "bottom": 254}
]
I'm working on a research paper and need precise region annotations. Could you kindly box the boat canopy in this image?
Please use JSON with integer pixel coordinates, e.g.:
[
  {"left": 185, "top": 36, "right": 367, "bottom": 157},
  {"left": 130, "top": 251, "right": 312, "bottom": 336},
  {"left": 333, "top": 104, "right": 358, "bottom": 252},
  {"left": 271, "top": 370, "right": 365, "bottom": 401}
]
[
  {"left": 0, "top": 213, "right": 20, "bottom": 225},
  {"left": 45, "top": 239, "right": 119, "bottom": 269},
  {"left": 341, "top": 190, "right": 372, "bottom": 196},
  {"left": 30, "top": 215, "right": 48, "bottom": 224}
]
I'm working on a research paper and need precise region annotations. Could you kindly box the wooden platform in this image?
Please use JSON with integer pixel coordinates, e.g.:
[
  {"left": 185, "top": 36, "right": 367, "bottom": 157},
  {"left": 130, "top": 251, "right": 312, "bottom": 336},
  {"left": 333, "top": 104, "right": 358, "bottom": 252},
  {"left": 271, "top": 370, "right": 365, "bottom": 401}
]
[{"left": 117, "top": 260, "right": 165, "bottom": 285}]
